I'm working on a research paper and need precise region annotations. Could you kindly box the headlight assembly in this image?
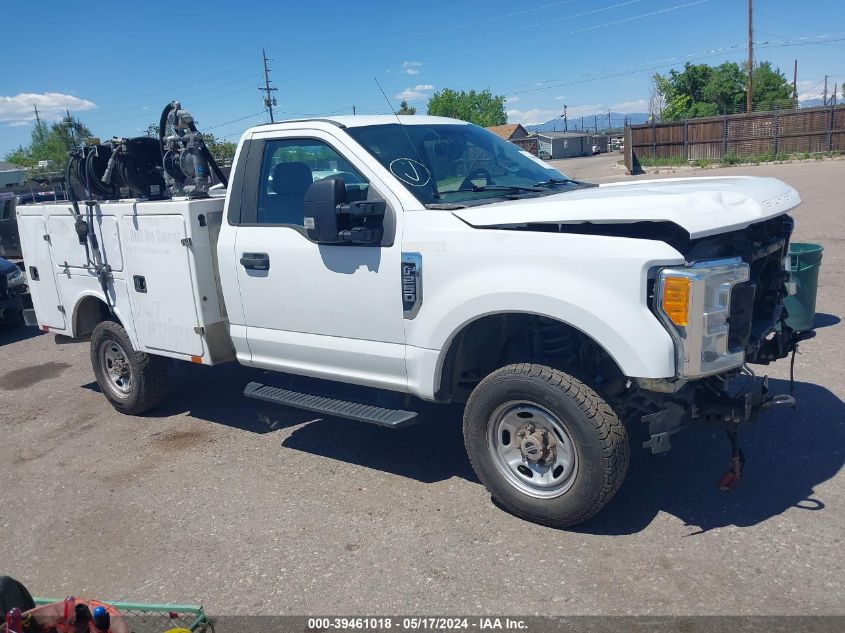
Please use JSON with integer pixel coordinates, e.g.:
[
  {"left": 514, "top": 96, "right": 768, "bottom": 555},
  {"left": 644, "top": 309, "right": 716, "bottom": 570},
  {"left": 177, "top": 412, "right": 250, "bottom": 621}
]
[{"left": 656, "top": 258, "right": 750, "bottom": 378}]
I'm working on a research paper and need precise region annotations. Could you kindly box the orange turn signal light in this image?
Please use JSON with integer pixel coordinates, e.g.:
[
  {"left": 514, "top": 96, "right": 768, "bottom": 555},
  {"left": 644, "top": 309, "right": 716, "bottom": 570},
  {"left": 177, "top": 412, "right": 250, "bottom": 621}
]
[{"left": 662, "top": 276, "right": 691, "bottom": 327}]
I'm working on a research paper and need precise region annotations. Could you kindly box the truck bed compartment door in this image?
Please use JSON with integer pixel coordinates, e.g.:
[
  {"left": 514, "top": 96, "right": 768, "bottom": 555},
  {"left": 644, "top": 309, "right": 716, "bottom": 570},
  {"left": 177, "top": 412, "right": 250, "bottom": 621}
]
[
  {"left": 120, "top": 214, "right": 204, "bottom": 357},
  {"left": 17, "top": 216, "right": 66, "bottom": 329}
]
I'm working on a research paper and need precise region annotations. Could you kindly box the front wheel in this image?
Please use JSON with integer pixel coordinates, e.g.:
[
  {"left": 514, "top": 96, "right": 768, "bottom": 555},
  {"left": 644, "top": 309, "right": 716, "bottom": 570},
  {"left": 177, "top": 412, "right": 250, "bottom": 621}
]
[
  {"left": 463, "top": 363, "right": 629, "bottom": 528},
  {"left": 90, "top": 320, "right": 169, "bottom": 415}
]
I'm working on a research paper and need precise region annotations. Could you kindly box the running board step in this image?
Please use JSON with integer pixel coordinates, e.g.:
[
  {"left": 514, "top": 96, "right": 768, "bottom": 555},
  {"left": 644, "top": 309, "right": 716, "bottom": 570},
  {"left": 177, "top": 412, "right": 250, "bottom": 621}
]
[{"left": 243, "top": 382, "right": 418, "bottom": 427}]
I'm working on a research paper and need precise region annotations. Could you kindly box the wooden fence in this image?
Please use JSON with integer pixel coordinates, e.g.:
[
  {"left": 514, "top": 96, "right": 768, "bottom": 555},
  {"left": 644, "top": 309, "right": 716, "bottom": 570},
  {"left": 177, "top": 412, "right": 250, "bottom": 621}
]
[{"left": 624, "top": 104, "right": 845, "bottom": 172}]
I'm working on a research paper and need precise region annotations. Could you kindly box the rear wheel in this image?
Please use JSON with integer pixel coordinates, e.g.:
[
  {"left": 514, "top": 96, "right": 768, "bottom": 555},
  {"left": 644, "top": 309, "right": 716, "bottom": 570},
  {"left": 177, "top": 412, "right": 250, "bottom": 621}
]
[
  {"left": 463, "top": 363, "right": 629, "bottom": 528},
  {"left": 90, "top": 320, "right": 169, "bottom": 415}
]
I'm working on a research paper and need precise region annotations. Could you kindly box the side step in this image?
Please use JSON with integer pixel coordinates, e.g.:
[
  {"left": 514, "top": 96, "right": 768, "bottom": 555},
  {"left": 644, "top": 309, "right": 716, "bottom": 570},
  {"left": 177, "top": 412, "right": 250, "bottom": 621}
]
[{"left": 243, "top": 382, "right": 418, "bottom": 427}]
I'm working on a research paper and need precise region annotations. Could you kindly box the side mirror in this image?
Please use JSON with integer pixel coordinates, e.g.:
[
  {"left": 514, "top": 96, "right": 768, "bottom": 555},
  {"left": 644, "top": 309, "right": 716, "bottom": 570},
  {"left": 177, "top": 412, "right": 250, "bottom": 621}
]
[
  {"left": 304, "top": 177, "right": 386, "bottom": 245},
  {"left": 304, "top": 177, "right": 345, "bottom": 243}
]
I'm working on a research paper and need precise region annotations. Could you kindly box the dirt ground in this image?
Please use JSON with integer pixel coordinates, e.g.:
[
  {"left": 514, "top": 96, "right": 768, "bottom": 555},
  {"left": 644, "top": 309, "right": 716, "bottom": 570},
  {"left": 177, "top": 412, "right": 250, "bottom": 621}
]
[{"left": 1, "top": 157, "right": 843, "bottom": 617}]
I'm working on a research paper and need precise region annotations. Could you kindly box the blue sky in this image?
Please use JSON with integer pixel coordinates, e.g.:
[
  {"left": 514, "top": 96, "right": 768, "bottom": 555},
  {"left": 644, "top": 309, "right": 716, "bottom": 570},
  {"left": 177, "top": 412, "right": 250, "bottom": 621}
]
[{"left": 1, "top": 0, "right": 843, "bottom": 156}]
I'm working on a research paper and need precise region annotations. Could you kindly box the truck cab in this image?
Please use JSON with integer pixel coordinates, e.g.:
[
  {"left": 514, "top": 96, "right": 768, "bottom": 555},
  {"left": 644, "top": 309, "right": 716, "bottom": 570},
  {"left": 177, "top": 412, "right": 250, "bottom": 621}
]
[{"left": 19, "top": 114, "right": 805, "bottom": 528}]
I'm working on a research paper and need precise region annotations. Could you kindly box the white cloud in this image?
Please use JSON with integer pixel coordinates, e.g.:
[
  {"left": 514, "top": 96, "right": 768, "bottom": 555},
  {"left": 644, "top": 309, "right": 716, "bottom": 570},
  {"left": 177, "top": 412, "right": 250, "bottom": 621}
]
[
  {"left": 0, "top": 92, "right": 96, "bottom": 126},
  {"left": 505, "top": 96, "right": 519, "bottom": 104},
  {"left": 610, "top": 99, "right": 648, "bottom": 113},
  {"left": 395, "top": 84, "right": 434, "bottom": 102},
  {"left": 506, "top": 108, "right": 561, "bottom": 126},
  {"left": 402, "top": 61, "right": 422, "bottom": 75},
  {"left": 554, "top": 96, "right": 567, "bottom": 101},
  {"left": 797, "top": 79, "right": 825, "bottom": 102}
]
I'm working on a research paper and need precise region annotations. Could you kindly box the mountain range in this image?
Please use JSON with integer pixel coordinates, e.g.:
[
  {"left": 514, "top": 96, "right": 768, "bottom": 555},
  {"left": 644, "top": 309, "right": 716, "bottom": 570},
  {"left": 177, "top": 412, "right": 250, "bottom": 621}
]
[{"left": 526, "top": 111, "right": 651, "bottom": 133}]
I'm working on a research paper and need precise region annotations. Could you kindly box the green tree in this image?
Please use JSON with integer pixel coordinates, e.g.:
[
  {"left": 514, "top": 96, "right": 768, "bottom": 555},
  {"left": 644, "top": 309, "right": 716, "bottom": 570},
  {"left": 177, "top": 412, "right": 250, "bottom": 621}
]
[
  {"left": 654, "top": 61, "right": 794, "bottom": 120},
  {"left": 4, "top": 117, "right": 92, "bottom": 170},
  {"left": 655, "top": 62, "right": 745, "bottom": 120},
  {"left": 751, "top": 62, "right": 794, "bottom": 111},
  {"left": 203, "top": 132, "right": 237, "bottom": 164},
  {"left": 397, "top": 99, "right": 416, "bottom": 115},
  {"left": 426, "top": 88, "right": 507, "bottom": 126}
]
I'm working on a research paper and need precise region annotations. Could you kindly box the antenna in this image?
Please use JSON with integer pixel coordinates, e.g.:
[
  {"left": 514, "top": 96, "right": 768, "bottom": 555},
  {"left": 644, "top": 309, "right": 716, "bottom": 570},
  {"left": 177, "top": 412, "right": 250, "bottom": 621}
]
[{"left": 373, "top": 78, "right": 439, "bottom": 199}]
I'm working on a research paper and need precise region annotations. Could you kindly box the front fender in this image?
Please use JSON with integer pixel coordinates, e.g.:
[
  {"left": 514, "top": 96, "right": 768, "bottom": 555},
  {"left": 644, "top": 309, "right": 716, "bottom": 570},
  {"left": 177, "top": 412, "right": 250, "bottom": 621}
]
[
  {"left": 427, "top": 288, "right": 676, "bottom": 381},
  {"left": 402, "top": 215, "right": 686, "bottom": 384}
]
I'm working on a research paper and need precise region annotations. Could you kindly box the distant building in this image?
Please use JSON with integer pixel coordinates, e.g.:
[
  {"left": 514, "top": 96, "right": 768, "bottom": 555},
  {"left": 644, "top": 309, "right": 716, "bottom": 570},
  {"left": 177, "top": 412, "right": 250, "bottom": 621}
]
[
  {"left": 531, "top": 132, "right": 594, "bottom": 159},
  {"left": 486, "top": 123, "right": 538, "bottom": 155},
  {"left": 486, "top": 124, "right": 529, "bottom": 141},
  {"left": 0, "top": 161, "right": 26, "bottom": 189},
  {"left": 590, "top": 134, "right": 610, "bottom": 153}
]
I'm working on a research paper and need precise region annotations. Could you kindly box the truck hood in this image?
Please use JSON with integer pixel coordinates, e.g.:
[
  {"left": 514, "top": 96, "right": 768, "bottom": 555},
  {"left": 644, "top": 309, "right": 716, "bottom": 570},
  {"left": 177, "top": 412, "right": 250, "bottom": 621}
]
[{"left": 452, "top": 176, "right": 800, "bottom": 239}]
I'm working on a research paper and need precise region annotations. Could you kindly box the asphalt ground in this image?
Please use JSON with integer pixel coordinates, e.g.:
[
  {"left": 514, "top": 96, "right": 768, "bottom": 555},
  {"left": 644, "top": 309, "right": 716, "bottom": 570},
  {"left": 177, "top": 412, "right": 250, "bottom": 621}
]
[{"left": 1, "top": 157, "right": 843, "bottom": 617}]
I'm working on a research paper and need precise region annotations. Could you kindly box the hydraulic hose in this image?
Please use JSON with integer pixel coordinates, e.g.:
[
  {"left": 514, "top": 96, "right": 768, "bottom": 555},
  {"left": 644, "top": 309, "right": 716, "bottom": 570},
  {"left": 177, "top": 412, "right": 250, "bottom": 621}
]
[
  {"left": 201, "top": 143, "right": 228, "bottom": 188},
  {"left": 159, "top": 101, "right": 177, "bottom": 166}
]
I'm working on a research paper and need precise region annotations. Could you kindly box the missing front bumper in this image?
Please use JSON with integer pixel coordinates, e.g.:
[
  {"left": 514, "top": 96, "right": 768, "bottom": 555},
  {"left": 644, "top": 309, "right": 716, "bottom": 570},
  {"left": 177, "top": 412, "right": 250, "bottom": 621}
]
[{"left": 641, "top": 372, "right": 796, "bottom": 454}]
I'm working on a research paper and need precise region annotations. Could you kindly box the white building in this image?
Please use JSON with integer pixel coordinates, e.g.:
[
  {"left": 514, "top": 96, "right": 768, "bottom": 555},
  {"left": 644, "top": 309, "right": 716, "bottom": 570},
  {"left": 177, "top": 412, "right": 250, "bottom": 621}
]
[{"left": 0, "top": 161, "right": 26, "bottom": 189}]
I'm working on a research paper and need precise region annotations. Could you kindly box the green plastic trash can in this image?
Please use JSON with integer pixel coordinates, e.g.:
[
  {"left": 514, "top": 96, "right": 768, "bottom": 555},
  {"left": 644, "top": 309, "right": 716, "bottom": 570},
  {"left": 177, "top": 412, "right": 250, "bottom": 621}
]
[{"left": 783, "top": 242, "right": 823, "bottom": 332}]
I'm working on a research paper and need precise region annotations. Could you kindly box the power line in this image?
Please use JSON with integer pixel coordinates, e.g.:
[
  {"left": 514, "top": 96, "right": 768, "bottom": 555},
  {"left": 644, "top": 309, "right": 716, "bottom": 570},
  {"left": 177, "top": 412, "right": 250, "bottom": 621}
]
[
  {"left": 476, "top": 0, "right": 643, "bottom": 41},
  {"left": 204, "top": 110, "right": 268, "bottom": 131},
  {"left": 503, "top": 32, "right": 845, "bottom": 98},
  {"left": 478, "top": 0, "right": 712, "bottom": 52},
  {"left": 366, "top": 0, "right": 579, "bottom": 46}
]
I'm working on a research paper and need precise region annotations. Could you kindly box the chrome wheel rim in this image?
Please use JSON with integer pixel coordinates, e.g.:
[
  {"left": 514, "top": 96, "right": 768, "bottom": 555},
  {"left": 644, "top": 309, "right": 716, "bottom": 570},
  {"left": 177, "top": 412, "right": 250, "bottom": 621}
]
[
  {"left": 99, "top": 339, "right": 132, "bottom": 398},
  {"left": 487, "top": 401, "right": 578, "bottom": 499}
]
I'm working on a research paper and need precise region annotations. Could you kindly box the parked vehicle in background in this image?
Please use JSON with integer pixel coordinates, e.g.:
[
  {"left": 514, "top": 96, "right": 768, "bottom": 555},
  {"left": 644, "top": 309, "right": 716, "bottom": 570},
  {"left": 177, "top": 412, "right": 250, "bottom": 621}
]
[
  {"left": 19, "top": 113, "right": 807, "bottom": 527},
  {"left": 591, "top": 144, "right": 600, "bottom": 155},
  {"left": 0, "top": 256, "right": 26, "bottom": 326},
  {"left": 0, "top": 193, "right": 21, "bottom": 260}
]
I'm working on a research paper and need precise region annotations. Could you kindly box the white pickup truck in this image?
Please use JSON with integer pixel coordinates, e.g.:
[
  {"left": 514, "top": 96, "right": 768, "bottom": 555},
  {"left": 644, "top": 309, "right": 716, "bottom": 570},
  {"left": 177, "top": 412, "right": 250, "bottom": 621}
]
[{"left": 18, "top": 114, "right": 805, "bottom": 527}]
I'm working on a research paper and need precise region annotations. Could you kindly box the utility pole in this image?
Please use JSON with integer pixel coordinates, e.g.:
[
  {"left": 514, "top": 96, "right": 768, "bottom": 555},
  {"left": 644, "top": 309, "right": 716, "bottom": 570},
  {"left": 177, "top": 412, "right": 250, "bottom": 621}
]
[
  {"left": 834, "top": 84, "right": 839, "bottom": 106},
  {"left": 259, "top": 48, "right": 278, "bottom": 123},
  {"left": 607, "top": 109, "right": 611, "bottom": 131},
  {"left": 792, "top": 59, "right": 798, "bottom": 109},
  {"left": 64, "top": 108, "right": 75, "bottom": 143},
  {"left": 353, "top": 105, "right": 356, "bottom": 115},
  {"left": 33, "top": 104, "right": 44, "bottom": 142},
  {"left": 746, "top": 0, "right": 753, "bottom": 113},
  {"left": 561, "top": 105, "right": 567, "bottom": 132},
  {"left": 823, "top": 75, "right": 828, "bottom": 105}
]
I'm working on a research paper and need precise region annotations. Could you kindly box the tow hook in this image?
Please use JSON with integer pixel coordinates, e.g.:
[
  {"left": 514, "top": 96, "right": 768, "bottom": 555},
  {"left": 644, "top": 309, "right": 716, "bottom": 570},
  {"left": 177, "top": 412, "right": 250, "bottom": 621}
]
[
  {"left": 718, "top": 430, "right": 746, "bottom": 492},
  {"left": 716, "top": 389, "right": 797, "bottom": 491}
]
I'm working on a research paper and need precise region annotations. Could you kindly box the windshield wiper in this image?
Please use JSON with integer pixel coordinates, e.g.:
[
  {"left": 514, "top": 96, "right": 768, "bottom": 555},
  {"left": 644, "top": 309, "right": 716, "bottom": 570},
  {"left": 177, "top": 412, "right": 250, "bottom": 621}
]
[
  {"left": 440, "top": 184, "right": 544, "bottom": 195},
  {"left": 425, "top": 203, "right": 468, "bottom": 210},
  {"left": 532, "top": 177, "right": 577, "bottom": 187}
]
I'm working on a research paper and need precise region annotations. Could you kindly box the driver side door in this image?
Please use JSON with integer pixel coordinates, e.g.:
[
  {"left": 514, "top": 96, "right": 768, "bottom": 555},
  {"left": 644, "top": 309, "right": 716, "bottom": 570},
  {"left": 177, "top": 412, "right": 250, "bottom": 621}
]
[{"left": 228, "top": 129, "right": 408, "bottom": 391}]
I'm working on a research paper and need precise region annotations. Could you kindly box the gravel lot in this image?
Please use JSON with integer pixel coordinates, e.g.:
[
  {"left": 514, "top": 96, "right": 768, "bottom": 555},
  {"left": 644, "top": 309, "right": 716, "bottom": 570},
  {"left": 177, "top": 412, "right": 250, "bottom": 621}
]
[{"left": 1, "top": 157, "right": 843, "bottom": 617}]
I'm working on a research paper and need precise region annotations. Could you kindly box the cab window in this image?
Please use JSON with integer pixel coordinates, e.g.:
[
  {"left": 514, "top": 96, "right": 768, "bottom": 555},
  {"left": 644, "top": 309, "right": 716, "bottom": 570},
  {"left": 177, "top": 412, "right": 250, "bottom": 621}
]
[{"left": 256, "top": 139, "right": 369, "bottom": 225}]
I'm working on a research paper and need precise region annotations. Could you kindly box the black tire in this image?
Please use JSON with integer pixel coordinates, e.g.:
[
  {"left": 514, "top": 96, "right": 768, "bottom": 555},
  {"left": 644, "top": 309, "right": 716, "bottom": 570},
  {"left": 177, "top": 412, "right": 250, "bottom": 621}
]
[
  {"left": 0, "top": 307, "right": 23, "bottom": 328},
  {"left": 90, "top": 320, "right": 169, "bottom": 415},
  {"left": 463, "top": 363, "right": 629, "bottom": 528}
]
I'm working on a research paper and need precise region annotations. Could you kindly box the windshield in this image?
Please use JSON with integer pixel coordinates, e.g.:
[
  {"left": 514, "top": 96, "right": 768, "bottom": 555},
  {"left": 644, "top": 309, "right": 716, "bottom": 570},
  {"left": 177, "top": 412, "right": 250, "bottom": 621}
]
[{"left": 345, "top": 123, "right": 576, "bottom": 207}]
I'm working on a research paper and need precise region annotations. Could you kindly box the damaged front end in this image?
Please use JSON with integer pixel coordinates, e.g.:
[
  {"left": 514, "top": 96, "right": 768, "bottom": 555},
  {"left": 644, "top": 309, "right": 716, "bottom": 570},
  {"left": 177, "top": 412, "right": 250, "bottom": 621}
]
[{"left": 634, "top": 214, "right": 807, "bottom": 489}]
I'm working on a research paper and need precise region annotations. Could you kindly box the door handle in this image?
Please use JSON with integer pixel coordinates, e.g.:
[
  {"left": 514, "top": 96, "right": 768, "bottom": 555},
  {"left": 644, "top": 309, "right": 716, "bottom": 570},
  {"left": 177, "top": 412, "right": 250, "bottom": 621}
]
[{"left": 240, "top": 252, "right": 270, "bottom": 270}]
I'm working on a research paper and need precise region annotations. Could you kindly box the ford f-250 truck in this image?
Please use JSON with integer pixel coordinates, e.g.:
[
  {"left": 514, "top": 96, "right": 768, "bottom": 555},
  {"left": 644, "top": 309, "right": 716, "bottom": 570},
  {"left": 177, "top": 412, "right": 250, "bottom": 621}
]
[{"left": 18, "top": 113, "right": 806, "bottom": 527}]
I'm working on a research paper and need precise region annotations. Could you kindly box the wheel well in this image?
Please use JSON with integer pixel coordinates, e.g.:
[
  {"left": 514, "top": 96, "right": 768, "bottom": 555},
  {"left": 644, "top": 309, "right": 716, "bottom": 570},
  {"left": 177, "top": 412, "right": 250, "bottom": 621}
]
[
  {"left": 73, "top": 296, "right": 114, "bottom": 337},
  {"left": 436, "top": 313, "right": 627, "bottom": 404}
]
